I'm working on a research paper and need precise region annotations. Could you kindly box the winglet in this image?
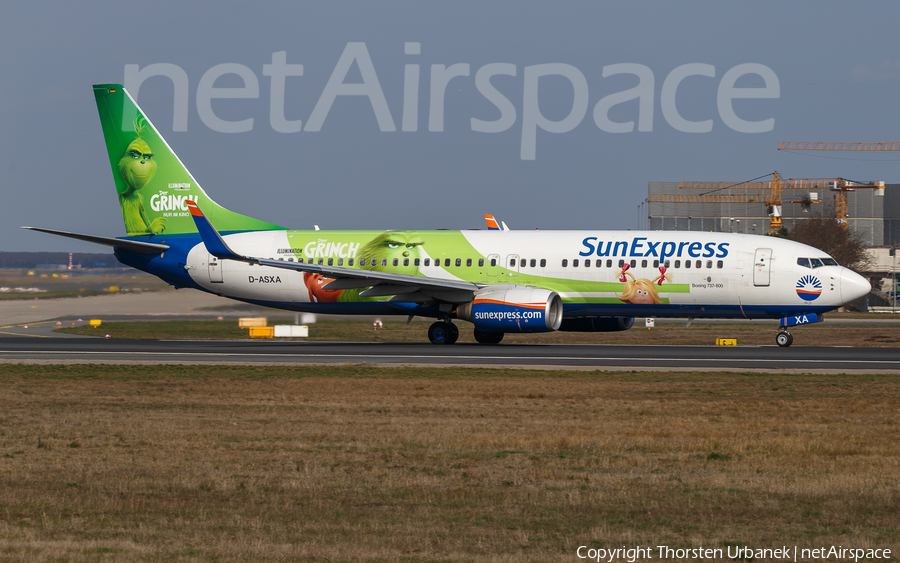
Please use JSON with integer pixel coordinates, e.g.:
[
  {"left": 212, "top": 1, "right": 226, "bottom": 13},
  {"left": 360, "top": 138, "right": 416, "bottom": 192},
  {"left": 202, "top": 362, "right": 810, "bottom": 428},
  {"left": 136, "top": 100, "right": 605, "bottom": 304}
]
[
  {"left": 484, "top": 214, "right": 500, "bottom": 230},
  {"left": 186, "top": 200, "right": 247, "bottom": 261}
]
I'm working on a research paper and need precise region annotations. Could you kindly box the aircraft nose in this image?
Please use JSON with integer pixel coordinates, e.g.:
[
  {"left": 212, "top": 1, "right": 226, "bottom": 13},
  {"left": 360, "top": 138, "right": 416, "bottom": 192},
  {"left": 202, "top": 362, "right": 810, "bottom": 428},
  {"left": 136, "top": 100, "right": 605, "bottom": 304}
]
[{"left": 839, "top": 268, "right": 871, "bottom": 304}]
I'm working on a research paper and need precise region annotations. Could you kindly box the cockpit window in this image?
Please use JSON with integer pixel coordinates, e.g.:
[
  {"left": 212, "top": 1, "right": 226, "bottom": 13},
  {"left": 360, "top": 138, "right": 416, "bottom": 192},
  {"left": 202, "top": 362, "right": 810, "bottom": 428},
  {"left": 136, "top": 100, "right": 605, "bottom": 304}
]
[{"left": 798, "top": 257, "right": 838, "bottom": 269}]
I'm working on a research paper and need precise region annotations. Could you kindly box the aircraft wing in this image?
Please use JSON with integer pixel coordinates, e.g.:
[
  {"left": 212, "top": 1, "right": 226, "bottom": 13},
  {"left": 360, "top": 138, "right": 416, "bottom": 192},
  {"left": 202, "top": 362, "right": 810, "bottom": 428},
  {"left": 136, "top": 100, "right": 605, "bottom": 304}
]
[
  {"left": 187, "top": 201, "right": 479, "bottom": 303},
  {"left": 22, "top": 226, "right": 170, "bottom": 254}
]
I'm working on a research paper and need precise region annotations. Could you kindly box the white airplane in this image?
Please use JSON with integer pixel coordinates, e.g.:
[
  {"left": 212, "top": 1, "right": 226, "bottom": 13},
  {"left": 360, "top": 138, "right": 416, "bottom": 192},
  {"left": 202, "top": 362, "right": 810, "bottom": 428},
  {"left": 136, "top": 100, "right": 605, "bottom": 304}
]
[{"left": 24, "top": 84, "right": 871, "bottom": 346}]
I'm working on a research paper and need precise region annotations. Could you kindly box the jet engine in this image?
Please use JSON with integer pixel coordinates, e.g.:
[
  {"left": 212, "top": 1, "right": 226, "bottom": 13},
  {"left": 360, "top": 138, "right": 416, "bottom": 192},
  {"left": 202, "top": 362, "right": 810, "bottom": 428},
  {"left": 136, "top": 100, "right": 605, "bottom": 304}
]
[{"left": 456, "top": 286, "right": 563, "bottom": 333}]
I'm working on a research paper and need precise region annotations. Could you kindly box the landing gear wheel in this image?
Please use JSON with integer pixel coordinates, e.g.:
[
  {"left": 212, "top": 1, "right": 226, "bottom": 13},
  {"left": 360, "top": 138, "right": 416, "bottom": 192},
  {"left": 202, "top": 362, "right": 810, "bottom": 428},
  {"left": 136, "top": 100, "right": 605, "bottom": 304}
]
[
  {"left": 474, "top": 329, "right": 504, "bottom": 345},
  {"left": 428, "top": 322, "right": 458, "bottom": 345},
  {"left": 776, "top": 331, "right": 793, "bottom": 348}
]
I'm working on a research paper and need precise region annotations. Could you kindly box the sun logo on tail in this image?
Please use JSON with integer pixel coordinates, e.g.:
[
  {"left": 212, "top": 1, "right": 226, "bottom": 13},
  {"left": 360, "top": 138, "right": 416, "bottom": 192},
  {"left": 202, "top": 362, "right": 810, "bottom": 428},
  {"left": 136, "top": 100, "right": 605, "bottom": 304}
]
[{"left": 796, "top": 275, "right": 822, "bottom": 301}]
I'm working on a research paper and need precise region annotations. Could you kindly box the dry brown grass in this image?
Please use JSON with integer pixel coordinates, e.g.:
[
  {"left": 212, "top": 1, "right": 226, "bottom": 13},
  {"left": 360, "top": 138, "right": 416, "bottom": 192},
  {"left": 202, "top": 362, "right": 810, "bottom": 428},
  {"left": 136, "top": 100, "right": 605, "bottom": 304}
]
[{"left": 1, "top": 365, "right": 898, "bottom": 562}]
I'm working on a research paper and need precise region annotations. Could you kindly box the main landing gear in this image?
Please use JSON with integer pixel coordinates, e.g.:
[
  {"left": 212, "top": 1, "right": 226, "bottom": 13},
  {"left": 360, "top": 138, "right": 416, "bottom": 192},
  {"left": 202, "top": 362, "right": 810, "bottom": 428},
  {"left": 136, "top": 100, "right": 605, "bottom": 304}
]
[
  {"left": 428, "top": 321, "right": 459, "bottom": 345},
  {"left": 775, "top": 329, "right": 793, "bottom": 348},
  {"left": 427, "top": 322, "right": 505, "bottom": 345}
]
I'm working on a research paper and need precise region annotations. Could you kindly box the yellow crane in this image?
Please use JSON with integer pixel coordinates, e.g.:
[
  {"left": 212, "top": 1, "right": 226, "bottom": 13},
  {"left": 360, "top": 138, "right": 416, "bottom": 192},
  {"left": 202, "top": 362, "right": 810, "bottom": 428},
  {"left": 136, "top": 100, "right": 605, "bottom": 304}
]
[
  {"left": 778, "top": 142, "right": 893, "bottom": 227},
  {"left": 652, "top": 171, "right": 822, "bottom": 234}
]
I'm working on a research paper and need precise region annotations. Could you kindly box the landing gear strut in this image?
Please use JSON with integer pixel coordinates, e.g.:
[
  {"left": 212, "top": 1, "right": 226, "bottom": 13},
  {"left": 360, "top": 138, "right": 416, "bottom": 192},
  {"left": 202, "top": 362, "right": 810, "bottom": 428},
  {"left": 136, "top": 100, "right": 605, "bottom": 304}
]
[
  {"left": 775, "top": 329, "right": 793, "bottom": 348},
  {"left": 473, "top": 329, "right": 504, "bottom": 345},
  {"left": 428, "top": 321, "right": 459, "bottom": 345}
]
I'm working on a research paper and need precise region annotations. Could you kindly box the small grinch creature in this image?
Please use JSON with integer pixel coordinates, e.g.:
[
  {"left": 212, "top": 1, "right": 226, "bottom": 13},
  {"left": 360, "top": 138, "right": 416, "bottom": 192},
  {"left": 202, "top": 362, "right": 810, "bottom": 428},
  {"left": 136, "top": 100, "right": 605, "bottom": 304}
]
[{"left": 117, "top": 117, "right": 166, "bottom": 235}]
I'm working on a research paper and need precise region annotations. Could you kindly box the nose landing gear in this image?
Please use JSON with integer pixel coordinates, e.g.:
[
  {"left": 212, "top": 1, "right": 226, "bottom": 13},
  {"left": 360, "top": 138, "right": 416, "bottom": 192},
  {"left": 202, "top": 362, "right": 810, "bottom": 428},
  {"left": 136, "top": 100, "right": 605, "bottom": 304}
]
[{"left": 775, "top": 329, "right": 793, "bottom": 348}]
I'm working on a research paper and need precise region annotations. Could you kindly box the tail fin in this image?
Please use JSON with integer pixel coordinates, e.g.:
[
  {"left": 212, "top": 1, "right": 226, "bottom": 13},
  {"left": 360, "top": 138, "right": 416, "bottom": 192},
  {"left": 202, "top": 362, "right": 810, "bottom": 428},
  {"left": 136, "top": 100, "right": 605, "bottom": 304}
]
[{"left": 93, "top": 84, "right": 283, "bottom": 237}]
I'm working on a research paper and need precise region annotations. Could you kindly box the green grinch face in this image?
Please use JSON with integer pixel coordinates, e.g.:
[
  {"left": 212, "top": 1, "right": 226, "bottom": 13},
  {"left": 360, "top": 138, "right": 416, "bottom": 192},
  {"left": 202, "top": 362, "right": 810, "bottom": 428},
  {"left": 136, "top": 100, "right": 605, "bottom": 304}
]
[
  {"left": 358, "top": 231, "right": 424, "bottom": 270},
  {"left": 117, "top": 138, "right": 157, "bottom": 192},
  {"left": 382, "top": 233, "right": 424, "bottom": 258}
]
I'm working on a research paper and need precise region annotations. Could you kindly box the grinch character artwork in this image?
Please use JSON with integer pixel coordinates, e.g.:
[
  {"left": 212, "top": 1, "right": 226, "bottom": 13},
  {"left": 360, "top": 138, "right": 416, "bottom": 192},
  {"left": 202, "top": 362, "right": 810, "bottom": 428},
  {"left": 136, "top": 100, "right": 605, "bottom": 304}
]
[
  {"left": 302, "top": 231, "right": 426, "bottom": 303},
  {"left": 616, "top": 264, "right": 672, "bottom": 305},
  {"left": 117, "top": 118, "right": 166, "bottom": 236}
]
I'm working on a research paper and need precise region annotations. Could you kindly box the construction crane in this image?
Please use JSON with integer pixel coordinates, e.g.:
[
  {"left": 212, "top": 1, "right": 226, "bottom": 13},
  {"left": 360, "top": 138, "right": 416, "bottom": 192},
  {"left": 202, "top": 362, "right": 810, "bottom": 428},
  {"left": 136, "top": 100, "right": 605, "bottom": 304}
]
[
  {"left": 778, "top": 142, "right": 893, "bottom": 227},
  {"left": 778, "top": 141, "right": 900, "bottom": 151},
  {"left": 655, "top": 172, "right": 823, "bottom": 234}
]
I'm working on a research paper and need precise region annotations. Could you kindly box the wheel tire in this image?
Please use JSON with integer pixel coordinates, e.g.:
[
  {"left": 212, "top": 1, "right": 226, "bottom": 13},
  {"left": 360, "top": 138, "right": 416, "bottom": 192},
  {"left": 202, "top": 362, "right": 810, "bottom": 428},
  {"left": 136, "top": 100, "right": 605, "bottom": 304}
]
[
  {"left": 776, "top": 331, "right": 792, "bottom": 347},
  {"left": 446, "top": 323, "right": 459, "bottom": 344},
  {"left": 474, "top": 329, "right": 504, "bottom": 344},
  {"left": 428, "top": 322, "right": 449, "bottom": 345}
]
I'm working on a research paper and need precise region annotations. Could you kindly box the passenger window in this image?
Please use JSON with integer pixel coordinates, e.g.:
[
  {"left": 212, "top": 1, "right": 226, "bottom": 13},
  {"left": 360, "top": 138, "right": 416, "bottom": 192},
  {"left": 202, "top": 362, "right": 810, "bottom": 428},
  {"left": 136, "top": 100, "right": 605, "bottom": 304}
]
[
  {"left": 797, "top": 257, "right": 811, "bottom": 268},
  {"left": 585, "top": 259, "right": 590, "bottom": 268},
  {"left": 328, "top": 258, "right": 334, "bottom": 266},
  {"left": 403, "top": 258, "right": 409, "bottom": 266},
  {"left": 288, "top": 257, "right": 294, "bottom": 262},
  {"left": 478, "top": 258, "right": 484, "bottom": 267},
  {"left": 444, "top": 258, "right": 451, "bottom": 267},
  {"left": 510, "top": 258, "right": 516, "bottom": 267},
  {"left": 337, "top": 258, "right": 343, "bottom": 266},
  {"left": 653, "top": 260, "right": 659, "bottom": 268},
  {"left": 466, "top": 258, "right": 472, "bottom": 267},
  {"left": 573, "top": 259, "right": 580, "bottom": 267},
  {"left": 675, "top": 260, "right": 681, "bottom": 268},
  {"left": 685, "top": 260, "right": 691, "bottom": 269},
  {"left": 381, "top": 258, "right": 387, "bottom": 267},
  {"left": 424, "top": 258, "right": 430, "bottom": 266},
  {"left": 348, "top": 258, "right": 354, "bottom": 266},
  {"left": 490, "top": 258, "right": 497, "bottom": 267},
  {"left": 530, "top": 259, "right": 536, "bottom": 267},
  {"left": 596, "top": 259, "right": 602, "bottom": 267},
  {"left": 414, "top": 258, "right": 420, "bottom": 266},
  {"left": 706, "top": 260, "right": 712, "bottom": 269},
  {"left": 562, "top": 259, "right": 568, "bottom": 267},
  {"left": 520, "top": 259, "right": 526, "bottom": 267},
  {"left": 607, "top": 260, "right": 613, "bottom": 268},
  {"left": 695, "top": 260, "right": 701, "bottom": 269},
  {"left": 717, "top": 260, "right": 723, "bottom": 269},
  {"left": 455, "top": 258, "right": 461, "bottom": 267},
  {"left": 641, "top": 260, "right": 647, "bottom": 268},
  {"left": 540, "top": 259, "right": 546, "bottom": 267},
  {"left": 371, "top": 258, "right": 377, "bottom": 267},
  {"left": 665, "top": 260, "right": 670, "bottom": 268},
  {"left": 618, "top": 260, "right": 625, "bottom": 268},
  {"left": 392, "top": 258, "right": 399, "bottom": 266},
  {"left": 297, "top": 258, "right": 304, "bottom": 264},
  {"left": 630, "top": 260, "right": 636, "bottom": 268}
]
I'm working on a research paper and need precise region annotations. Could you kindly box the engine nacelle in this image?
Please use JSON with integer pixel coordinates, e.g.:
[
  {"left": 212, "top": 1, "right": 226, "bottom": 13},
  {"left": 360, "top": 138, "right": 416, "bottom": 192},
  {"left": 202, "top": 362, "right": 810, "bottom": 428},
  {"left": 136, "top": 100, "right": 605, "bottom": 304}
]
[
  {"left": 558, "top": 317, "right": 635, "bottom": 332},
  {"left": 457, "top": 286, "right": 563, "bottom": 333}
]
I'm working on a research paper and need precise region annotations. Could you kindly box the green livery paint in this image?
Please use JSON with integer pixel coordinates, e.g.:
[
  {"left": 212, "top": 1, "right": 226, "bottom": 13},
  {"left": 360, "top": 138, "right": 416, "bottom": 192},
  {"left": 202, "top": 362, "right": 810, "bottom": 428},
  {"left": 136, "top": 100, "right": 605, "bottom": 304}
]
[
  {"left": 278, "top": 229, "right": 690, "bottom": 304},
  {"left": 93, "top": 84, "right": 284, "bottom": 237}
]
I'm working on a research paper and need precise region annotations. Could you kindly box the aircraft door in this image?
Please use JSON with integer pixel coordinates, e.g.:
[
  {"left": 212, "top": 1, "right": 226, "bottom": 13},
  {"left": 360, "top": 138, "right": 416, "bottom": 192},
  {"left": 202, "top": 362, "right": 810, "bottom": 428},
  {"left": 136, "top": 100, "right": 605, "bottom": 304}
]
[
  {"left": 487, "top": 254, "right": 500, "bottom": 277},
  {"left": 753, "top": 248, "right": 772, "bottom": 287},
  {"left": 209, "top": 254, "right": 224, "bottom": 283},
  {"left": 506, "top": 254, "right": 520, "bottom": 278}
]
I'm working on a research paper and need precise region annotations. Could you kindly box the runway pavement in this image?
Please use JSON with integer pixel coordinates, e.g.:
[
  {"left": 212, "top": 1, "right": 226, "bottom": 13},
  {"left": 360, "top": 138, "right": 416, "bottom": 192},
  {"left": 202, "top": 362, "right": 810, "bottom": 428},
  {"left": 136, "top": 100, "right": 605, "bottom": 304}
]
[{"left": 1, "top": 335, "right": 898, "bottom": 372}]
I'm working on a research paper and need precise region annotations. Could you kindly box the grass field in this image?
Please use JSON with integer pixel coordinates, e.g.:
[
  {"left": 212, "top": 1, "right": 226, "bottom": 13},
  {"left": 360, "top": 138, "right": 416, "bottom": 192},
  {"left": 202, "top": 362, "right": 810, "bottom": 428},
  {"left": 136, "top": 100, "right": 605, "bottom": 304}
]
[
  {"left": 1, "top": 364, "right": 898, "bottom": 562},
  {"left": 58, "top": 317, "right": 900, "bottom": 347}
]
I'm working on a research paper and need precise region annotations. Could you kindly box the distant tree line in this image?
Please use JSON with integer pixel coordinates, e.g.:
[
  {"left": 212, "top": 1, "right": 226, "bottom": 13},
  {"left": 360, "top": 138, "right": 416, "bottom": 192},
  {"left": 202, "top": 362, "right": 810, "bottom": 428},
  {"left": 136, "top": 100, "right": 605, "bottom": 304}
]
[{"left": 0, "top": 252, "right": 119, "bottom": 269}]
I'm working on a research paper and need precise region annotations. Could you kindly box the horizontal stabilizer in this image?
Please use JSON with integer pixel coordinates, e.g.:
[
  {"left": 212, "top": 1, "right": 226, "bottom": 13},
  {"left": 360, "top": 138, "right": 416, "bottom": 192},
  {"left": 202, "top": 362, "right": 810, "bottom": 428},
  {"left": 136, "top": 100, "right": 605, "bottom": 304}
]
[{"left": 22, "top": 226, "right": 169, "bottom": 254}]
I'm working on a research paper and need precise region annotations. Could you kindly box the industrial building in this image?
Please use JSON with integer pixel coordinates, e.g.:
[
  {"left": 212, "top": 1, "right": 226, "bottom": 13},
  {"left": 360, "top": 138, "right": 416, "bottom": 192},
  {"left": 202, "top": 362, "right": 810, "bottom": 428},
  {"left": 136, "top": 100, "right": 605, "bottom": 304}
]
[{"left": 646, "top": 180, "right": 900, "bottom": 309}]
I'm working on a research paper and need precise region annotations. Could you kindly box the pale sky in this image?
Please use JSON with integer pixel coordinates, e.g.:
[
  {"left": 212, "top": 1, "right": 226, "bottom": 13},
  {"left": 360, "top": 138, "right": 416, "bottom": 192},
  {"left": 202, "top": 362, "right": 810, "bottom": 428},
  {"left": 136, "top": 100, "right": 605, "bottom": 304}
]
[{"left": 3, "top": 1, "right": 900, "bottom": 251}]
